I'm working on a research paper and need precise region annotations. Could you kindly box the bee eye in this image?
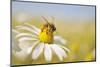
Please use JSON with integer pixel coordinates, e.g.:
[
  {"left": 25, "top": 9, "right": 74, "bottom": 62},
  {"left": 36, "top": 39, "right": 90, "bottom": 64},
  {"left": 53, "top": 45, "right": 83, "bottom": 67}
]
[
  {"left": 53, "top": 27, "right": 56, "bottom": 31},
  {"left": 50, "top": 24, "right": 56, "bottom": 31}
]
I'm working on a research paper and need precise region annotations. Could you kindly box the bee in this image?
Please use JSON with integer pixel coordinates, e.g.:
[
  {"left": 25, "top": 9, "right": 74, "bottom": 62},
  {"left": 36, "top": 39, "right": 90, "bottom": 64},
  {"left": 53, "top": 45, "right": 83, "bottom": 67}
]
[
  {"left": 41, "top": 16, "right": 56, "bottom": 33},
  {"left": 39, "top": 16, "right": 56, "bottom": 43}
]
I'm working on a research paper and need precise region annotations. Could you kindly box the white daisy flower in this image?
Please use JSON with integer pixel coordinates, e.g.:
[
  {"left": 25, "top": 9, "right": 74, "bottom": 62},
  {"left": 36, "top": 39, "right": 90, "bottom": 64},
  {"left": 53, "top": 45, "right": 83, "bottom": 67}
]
[{"left": 12, "top": 17, "right": 70, "bottom": 62}]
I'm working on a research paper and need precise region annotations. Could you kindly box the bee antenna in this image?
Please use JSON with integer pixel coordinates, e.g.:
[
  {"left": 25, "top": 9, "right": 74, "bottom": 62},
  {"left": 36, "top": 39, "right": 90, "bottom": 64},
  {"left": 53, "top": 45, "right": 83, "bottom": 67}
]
[{"left": 41, "top": 16, "right": 49, "bottom": 24}]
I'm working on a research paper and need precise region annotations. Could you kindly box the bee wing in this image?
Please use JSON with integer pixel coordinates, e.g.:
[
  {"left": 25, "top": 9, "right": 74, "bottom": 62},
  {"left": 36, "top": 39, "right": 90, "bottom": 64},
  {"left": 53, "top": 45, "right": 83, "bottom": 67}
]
[
  {"left": 41, "top": 16, "right": 55, "bottom": 25},
  {"left": 41, "top": 16, "right": 49, "bottom": 24}
]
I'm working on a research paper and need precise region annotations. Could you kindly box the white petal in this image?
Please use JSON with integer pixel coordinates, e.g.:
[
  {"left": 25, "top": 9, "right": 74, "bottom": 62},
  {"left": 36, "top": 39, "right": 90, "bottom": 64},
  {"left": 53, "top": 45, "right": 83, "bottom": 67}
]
[
  {"left": 15, "top": 46, "right": 33, "bottom": 61},
  {"left": 44, "top": 44, "right": 52, "bottom": 62},
  {"left": 60, "top": 45, "right": 70, "bottom": 53},
  {"left": 25, "top": 23, "right": 41, "bottom": 33},
  {"left": 12, "top": 40, "right": 21, "bottom": 51},
  {"left": 12, "top": 29, "right": 20, "bottom": 34},
  {"left": 32, "top": 43, "right": 44, "bottom": 60},
  {"left": 15, "top": 33, "right": 37, "bottom": 38},
  {"left": 54, "top": 36, "right": 67, "bottom": 45},
  {"left": 18, "top": 40, "right": 39, "bottom": 50},
  {"left": 12, "top": 33, "right": 21, "bottom": 51},
  {"left": 16, "top": 25, "right": 39, "bottom": 35},
  {"left": 51, "top": 44, "right": 67, "bottom": 61},
  {"left": 18, "top": 37, "right": 38, "bottom": 42}
]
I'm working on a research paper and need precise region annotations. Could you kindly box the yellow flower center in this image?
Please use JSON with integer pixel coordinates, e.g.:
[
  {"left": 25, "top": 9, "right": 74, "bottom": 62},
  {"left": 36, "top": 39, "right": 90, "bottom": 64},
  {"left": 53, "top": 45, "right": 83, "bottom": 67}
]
[
  {"left": 39, "top": 23, "right": 56, "bottom": 44},
  {"left": 39, "top": 30, "right": 53, "bottom": 44}
]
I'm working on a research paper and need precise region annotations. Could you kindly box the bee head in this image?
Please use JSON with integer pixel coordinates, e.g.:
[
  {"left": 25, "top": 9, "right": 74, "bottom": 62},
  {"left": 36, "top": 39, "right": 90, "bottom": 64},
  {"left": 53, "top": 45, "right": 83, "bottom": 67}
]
[{"left": 44, "top": 23, "right": 56, "bottom": 32}]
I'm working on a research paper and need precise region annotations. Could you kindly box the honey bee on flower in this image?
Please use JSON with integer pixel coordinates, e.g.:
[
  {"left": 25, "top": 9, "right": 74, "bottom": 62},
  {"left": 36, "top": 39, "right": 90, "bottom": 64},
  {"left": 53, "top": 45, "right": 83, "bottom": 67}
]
[{"left": 12, "top": 16, "right": 70, "bottom": 62}]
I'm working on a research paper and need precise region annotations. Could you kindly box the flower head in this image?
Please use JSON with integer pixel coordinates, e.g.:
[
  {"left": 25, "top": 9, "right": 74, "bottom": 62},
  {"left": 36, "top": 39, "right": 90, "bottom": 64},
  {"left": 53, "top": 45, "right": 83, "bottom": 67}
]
[{"left": 13, "top": 17, "right": 70, "bottom": 62}]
